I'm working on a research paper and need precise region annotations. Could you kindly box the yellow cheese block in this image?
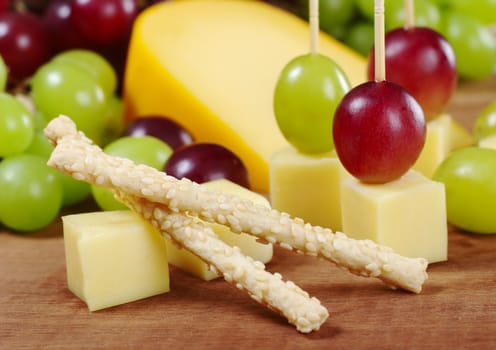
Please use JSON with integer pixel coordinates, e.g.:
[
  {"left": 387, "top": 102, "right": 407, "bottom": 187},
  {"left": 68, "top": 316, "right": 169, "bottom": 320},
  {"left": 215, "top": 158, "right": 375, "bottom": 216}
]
[
  {"left": 269, "top": 146, "right": 350, "bottom": 231},
  {"left": 123, "top": 0, "right": 366, "bottom": 192},
  {"left": 341, "top": 170, "right": 447, "bottom": 263},
  {"left": 62, "top": 211, "right": 170, "bottom": 311},
  {"left": 165, "top": 179, "right": 273, "bottom": 281},
  {"left": 413, "top": 114, "right": 472, "bottom": 178}
]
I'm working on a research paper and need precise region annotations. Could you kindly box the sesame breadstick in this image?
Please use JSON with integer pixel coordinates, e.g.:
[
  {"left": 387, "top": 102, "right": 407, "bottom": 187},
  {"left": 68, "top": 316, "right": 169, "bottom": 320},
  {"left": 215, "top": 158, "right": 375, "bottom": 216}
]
[
  {"left": 115, "top": 191, "right": 328, "bottom": 333},
  {"left": 45, "top": 115, "right": 428, "bottom": 293}
]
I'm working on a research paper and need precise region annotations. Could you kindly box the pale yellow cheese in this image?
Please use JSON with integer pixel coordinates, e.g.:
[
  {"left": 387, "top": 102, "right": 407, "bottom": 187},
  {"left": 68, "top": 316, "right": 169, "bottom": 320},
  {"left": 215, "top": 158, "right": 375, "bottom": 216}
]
[
  {"left": 269, "top": 146, "right": 350, "bottom": 231},
  {"left": 478, "top": 134, "right": 496, "bottom": 149},
  {"left": 165, "top": 179, "right": 273, "bottom": 281},
  {"left": 62, "top": 211, "right": 170, "bottom": 311},
  {"left": 123, "top": 0, "right": 366, "bottom": 192},
  {"left": 413, "top": 114, "right": 472, "bottom": 178},
  {"left": 449, "top": 116, "right": 473, "bottom": 150},
  {"left": 341, "top": 170, "right": 447, "bottom": 263},
  {"left": 413, "top": 114, "right": 450, "bottom": 178}
]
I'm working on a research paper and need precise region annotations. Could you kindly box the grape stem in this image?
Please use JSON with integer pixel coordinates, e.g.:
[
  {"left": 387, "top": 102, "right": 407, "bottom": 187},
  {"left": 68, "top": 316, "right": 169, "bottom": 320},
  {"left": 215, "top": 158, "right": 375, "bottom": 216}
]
[
  {"left": 309, "top": 0, "right": 319, "bottom": 53},
  {"left": 405, "top": 0, "right": 415, "bottom": 29},
  {"left": 374, "top": 0, "right": 386, "bottom": 82}
]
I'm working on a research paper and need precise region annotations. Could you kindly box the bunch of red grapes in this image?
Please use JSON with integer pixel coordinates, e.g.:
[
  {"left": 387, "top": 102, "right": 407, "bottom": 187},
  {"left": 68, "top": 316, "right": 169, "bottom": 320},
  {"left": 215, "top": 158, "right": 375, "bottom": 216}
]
[{"left": 0, "top": 0, "right": 166, "bottom": 87}]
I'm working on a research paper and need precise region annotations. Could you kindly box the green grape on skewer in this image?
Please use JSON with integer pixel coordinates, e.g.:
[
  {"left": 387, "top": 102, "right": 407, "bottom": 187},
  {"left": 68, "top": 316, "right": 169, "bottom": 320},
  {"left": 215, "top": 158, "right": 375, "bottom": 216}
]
[{"left": 273, "top": 0, "right": 350, "bottom": 154}]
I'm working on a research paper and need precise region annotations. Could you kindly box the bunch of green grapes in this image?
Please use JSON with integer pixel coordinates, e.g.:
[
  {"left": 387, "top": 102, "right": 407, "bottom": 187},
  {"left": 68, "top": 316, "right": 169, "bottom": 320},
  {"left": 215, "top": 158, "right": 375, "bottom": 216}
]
[
  {"left": 0, "top": 50, "right": 126, "bottom": 232},
  {"left": 266, "top": 0, "right": 496, "bottom": 81}
]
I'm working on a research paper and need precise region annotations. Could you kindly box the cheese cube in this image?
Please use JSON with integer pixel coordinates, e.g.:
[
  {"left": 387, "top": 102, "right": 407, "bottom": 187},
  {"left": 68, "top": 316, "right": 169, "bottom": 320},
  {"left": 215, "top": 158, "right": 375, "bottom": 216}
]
[
  {"left": 449, "top": 116, "right": 473, "bottom": 150},
  {"left": 413, "top": 114, "right": 472, "bottom": 178},
  {"left": 341, "top": 170, "right": 447, "bottom": 263},
  {"left": 478, "top": 134, "right": 496, "bottom": 149},
  {"left": 62, "top": 211, "right": 170, "bottom": 311},
  {"left": 269, "top": 147, "right": 350, "bottom": 231},
  {"left": 123, "top": 0, "right": 366, "bottom": 192},
  {"left": 165, "top": 179, "right": 273, "bottom": 281}
]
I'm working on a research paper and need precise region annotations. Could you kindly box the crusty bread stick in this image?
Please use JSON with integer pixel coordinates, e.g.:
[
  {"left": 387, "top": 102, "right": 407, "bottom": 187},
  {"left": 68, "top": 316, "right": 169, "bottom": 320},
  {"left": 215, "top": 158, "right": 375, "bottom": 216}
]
[
  {"left": 116, "top": 190, "right": 329, "bottom": 333},
  {"left": 45, "top": 115, "right": 428, "bottom": 294}
]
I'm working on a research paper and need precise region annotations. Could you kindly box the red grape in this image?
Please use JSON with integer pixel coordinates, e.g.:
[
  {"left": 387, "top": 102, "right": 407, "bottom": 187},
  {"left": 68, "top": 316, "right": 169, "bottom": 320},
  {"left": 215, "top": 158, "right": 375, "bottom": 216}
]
[
  {"left": 367, "top": 27, "right": 457, "bottom": 120},
  {"left": 124, "top": 115, "right": 194, "bottom": 150},
  {"left": 0, "top": 0, "right": 9, "bottom": 12},
  {"left": 42, "top": 0, "right": 91, "bottom": 52},
  {"left": 0, "top": 12, "right": 51, "bottom": 83},
  {"left": 164, "top": 143, "right": 250, "bottom": 188},
  {"left": 70, "top": 0, "right": 138, "bottom": 46},
  {"left": 333, "top": 81, "right": 426, "bottom": 184}
]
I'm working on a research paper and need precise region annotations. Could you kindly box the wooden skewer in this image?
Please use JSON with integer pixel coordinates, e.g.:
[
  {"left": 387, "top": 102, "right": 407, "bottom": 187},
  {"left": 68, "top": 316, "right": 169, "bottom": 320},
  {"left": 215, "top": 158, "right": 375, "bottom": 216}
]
[
  {"left": 405, "top": 0, "right": 415, "bottom": 28},
  {"left": 309, "top": 0, "right": 319, "bottom": 53},
  {"left": 374, "top": 0, "right": 386, "bottom": 82}
]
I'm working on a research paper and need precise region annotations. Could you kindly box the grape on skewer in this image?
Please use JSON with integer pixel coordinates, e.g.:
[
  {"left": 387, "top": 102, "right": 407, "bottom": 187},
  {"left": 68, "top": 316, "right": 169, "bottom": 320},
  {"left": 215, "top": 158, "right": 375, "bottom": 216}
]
[{"left": 333, "top": 0, "right": 426, "bottom": 184}]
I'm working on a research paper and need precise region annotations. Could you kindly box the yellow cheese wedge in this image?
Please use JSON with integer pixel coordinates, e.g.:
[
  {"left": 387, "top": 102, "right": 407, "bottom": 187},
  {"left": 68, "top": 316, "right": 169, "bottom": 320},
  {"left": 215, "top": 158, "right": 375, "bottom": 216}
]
[
  {"left": 165, "top": 179, "right": 273, "bottom": 281},
  {"left": 123, "top": 0, "right": 366, "bottom": 192},
  {"left": 341, "top": 170, "right": 447, "bottom": 263},
  {"left": 413, "top": 114, "right": 472, "bottom": 178},
  {"left": 62, "top": 211, "right": 170, "bottom": 311},
  {"left": 269, "top": 146, "right": 350, "bottom": 231}
]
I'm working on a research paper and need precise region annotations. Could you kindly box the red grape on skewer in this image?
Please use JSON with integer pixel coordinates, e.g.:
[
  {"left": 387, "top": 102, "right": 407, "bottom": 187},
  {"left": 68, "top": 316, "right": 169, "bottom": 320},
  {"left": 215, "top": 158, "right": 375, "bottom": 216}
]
[
  {"left": 367, "top": 26, "right": 457, "bottom": 121},
  {"left": 333, "top": 80, "right": 426, "bottom": 183},
  {"left": 333, "top": 0, "right": 426, "bottom": 184}
]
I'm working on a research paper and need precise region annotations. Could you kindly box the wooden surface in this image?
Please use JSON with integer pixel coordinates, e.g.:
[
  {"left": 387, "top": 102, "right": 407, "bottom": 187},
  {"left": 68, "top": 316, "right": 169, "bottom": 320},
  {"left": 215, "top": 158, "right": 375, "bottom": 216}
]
[{"left": 1, "top": 76, "right": 496, "bottom": 349}]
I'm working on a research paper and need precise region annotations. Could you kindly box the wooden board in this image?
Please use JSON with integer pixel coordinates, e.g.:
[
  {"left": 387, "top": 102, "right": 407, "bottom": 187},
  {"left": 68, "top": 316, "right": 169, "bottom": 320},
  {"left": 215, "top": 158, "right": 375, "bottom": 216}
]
[
  {"left": 1, "top": 221, "right": 496, "bottom": 349},
  {"left": 1, "top": 76, "right": 495, "bottom": 349}
]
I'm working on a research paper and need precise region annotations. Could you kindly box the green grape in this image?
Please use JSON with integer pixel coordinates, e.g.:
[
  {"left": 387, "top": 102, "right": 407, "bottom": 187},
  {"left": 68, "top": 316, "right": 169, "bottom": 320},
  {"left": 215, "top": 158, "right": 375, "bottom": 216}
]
[
  {"left": 52, "top": 49, "right": 117, "bottom": 98},
  {"left": 92, "top": 136, "right": 173, "bottom": 211},
  {"left": 323, "top": 24, "right": 348, "bottom": 41},
  {"left": 30, "top": 60, "right": 109, "bottom": 145},
  {"left": 354, "top": 0, "right": 441, "bottom": 31},
  {"left": 273, "top": 53, "right": 350, "bottom": 154},
  {"left": 320, "top": 0, "right": 356, "bottom": 26},
  {"left": 433, "top": 147, "right": 496, "bottom": 234},
  {"left": 0, "top": 55, "right": 7, "bottom": 91},
  {"left": 58, "top": 174, "right": 91, "bottom": 207},
  {"left": 101, "top": 95, "right": 124, "bottom": 146},
  {"left": 473, "top": 101, "right": 496, "bottom": 142},
  {"left": 450, "top": 0, "right": 496, "bottom": 26},
  {"left": 310, "top": 0, "right": 356, "bottom": 39},
  {"left": 0, "top": 154, "right": 63, "bottom": 232},
  {"left": 0, "top": 92, "right": 34, "bottom": 158},
  {"left": 24, "top": 129, "right": 54, "bottom": 159},
  {"left": 23, "top": 130, "right": 91, "bottom": 207},
  {"left": 440, "top": 12, "right": 496, "bottom": 80},
  {"left": 385, "top": 0, "right": 441, "bottom": 31},
  {"left": 14, "top": 94, "right": 50, "bottom": 130},
  {"left": 343, "top": 21, "right": 374, "bottom": 57},
  {"left": 32, "top": 110, "right": 49, "bottom": 130},
  {"left": 430, "top": 0, "right": 452, "bottom": 8},
  {"left": 354, "top": 0, "right": 374, "bottom": 21},
  {"left": 91, "top": 185, "right": 128, "bottom": 211}
]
